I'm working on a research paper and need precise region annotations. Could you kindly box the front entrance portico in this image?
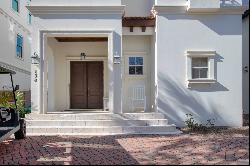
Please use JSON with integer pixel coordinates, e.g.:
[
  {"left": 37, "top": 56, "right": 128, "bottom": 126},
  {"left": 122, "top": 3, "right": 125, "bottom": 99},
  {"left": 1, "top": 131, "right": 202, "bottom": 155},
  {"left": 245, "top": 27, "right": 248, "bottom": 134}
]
[{"left": 37, "top": 31, "right": 122, "bottom": 114}]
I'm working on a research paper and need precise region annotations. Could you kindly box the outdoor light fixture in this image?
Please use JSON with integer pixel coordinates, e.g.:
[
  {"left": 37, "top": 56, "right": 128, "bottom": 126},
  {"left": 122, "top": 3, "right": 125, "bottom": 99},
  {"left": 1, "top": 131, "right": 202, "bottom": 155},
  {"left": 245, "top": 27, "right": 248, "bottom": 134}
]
[
  {"left": 31, "top": 52, "right": 40, "bottom": 64},
  {"left": 80, "top": 52, "right": 86, "bottom": 60},
  {"left": 244, "top": 66, "right": 249, "bottom": 73},
  {"left": 114, "top": 51, "right": 121, "bottom": 64}
]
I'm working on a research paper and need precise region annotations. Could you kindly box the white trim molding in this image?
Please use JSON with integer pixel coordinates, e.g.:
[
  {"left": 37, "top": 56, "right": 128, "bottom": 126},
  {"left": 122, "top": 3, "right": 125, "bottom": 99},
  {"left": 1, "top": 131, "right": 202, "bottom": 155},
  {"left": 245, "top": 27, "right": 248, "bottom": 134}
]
[
  {"left": 0, "top": 61, "right": 31, "bottom": 75},
  {"left": 186, "top": 50, "right": 217, "bottom": 88},
  {"left": 0, "top": 8, "right": 31, "bottom": 34},
  {"left": 186, "top": 51, "right": 216, "bottom": 57},
  {"left": 153, "top": 4, "right": 247, "bottom": 15},
  {"left": 27, "top": 6, "right": 125, "bottom": 16}
]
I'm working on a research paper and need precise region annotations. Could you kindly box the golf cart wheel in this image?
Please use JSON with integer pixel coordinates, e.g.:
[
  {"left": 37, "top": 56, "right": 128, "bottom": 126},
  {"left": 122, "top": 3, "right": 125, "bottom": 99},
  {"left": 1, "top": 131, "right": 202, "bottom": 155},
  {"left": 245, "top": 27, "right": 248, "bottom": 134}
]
[{"left": 14, "top": 119, "right": 26, "bottom": 139}]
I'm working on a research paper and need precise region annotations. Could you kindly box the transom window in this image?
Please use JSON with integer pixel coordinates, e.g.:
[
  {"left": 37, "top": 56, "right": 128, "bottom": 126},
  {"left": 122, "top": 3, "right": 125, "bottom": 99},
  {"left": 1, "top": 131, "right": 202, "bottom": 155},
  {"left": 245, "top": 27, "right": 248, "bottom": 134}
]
[
  {"left": 129, "top": 57, "right": 143, "bottom": 75},
  {"left": 16, "top": 34, "right": 23, "bottom": 59},
  {"left": 192, "top": 57, "right": 208, "bottom": 79},
  {"left": 12, "top": 0, "right": 19, "bottom": 12}
]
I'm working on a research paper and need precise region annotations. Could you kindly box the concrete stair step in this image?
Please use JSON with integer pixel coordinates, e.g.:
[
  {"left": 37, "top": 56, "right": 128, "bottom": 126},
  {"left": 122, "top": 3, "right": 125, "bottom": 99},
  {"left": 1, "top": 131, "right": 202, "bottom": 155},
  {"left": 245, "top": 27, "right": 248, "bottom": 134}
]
[
  {"left": 26, "top": 119, "right": 169, "bottom": 126},
  {"left": 120, "top": 113, "right": 166, "bottom": 120},
  {"left": 26, "top": 113, "right": 166, "bottom": 120},
  {"left": 26, "top": 125, "right": 181, "bottom": 136}
]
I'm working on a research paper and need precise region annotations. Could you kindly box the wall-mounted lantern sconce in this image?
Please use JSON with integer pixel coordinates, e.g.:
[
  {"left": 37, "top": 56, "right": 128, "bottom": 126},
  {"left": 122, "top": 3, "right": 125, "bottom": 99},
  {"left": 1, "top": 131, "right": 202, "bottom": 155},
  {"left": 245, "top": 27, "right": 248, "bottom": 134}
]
[
  {"left": 80, "top": 52, "right": 86, "bottom": 60},
  {"left": 31, "top": 52, "right": 40, "bottom": 64},
  {"left": 114, "top": 52, "right": 121, "bottom": 64},
  {"left": 244, "top": 66, "right": 249, "bottom": 73}
]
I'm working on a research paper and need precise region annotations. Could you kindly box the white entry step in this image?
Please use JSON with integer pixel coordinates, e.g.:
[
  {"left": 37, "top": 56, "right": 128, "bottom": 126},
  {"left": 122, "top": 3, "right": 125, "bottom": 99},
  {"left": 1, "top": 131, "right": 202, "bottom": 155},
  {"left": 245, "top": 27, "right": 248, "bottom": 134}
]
[
  {"left": 27, "top": 119, "right": 169, "bottom": 126},
  {"left": 26, "top": 113, "right": 182, "bottom": 136},
  {"left": 26, "top": 113, "right": 166, "bottom": 120}
]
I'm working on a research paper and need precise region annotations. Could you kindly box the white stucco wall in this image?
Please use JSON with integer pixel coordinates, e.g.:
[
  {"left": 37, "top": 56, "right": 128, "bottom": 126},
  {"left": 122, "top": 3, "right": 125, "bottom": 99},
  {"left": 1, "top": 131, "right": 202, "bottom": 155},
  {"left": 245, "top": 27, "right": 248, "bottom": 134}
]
[
  {"left": 0, "top": 0, "right": 31, "bottom": 91},
  {"left": 156, "top": 14, "right": 243, "bottom": 127},
  {"left": 122, "top": 0, "right": 154, "bottom": 17},
  {"left": 243, "top": 15, "right": 249, "bottom": 114},
  {"left": 155, "top": 0, "right": 187, "bottom": 6}
]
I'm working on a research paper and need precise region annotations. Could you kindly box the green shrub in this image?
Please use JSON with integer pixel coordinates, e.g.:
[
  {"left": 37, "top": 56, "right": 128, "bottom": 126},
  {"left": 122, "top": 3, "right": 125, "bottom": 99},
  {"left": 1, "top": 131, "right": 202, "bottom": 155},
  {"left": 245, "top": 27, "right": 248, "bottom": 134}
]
[
  {"left": 0, "top": 91, "right": 27, "bottom": 118},
  {"left": 184, "top": 113, "right": 216, "bottom": 132}
]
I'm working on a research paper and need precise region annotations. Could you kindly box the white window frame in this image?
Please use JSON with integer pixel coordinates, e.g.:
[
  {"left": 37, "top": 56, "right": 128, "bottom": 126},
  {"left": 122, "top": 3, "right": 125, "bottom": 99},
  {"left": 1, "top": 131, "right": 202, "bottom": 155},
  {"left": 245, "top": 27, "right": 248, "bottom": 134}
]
[{"left": 186, "top": 51, "right": 216, "bottom": 86}]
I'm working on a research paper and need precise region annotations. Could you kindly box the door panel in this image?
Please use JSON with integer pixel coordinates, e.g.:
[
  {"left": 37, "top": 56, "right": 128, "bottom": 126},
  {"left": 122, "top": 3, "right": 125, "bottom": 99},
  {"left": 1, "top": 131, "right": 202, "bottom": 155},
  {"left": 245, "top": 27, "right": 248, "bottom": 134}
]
[
  {"left": 70, "top": 61, "right": 103, "bottom": 109},
  {"left": 87, "top": 62, "right": 103, "bottom": 109},
  {"left": 70, "top": 62, "right": 87, "bottom": 109}
]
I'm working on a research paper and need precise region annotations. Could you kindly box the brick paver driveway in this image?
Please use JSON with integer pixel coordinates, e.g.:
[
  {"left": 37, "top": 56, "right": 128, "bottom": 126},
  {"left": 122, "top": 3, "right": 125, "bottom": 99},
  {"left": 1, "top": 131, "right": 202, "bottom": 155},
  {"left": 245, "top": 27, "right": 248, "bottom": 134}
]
[{"left": 0, "top": 130, "right": 249, "bottom": 165}]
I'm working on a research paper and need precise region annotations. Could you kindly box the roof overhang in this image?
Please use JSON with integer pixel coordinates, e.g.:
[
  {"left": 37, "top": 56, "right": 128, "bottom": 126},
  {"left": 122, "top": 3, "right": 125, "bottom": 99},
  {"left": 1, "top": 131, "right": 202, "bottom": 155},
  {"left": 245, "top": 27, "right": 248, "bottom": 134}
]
[
  {"left": 122, "top": 17, "right": 155, "bottom": 27},
  {"left": 0, "top": 66, "right": 16, "bottom": 75},
  {"left": 26, "top": 5, "right": 125, "bottom": 16},
  {"left": 153, "top": 5, "right": 248, "bottom": 14}
]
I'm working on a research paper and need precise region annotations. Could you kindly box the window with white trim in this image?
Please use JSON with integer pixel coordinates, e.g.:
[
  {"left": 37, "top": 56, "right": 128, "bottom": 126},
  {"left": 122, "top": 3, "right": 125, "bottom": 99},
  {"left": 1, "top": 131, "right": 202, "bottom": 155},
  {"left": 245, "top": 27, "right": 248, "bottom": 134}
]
[
  {"left": 186, "top": 51, "right": 216, "bottom": 85},
  {"left": 129, "top": 57, "right": 143, "bottom": 75},
  {"left": 16, "top": 34, "right": 23, "bottom": 59}
]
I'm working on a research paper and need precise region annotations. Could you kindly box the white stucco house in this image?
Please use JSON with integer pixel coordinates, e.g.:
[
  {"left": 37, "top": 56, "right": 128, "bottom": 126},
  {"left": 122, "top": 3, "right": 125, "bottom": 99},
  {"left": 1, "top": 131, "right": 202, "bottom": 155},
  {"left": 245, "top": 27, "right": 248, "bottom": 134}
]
[
  {"left": 0, "top": 0, "right": 31, "bottom": 103},
  {"left": 22, "top": 0, "right": 249, "bottom": 135}
]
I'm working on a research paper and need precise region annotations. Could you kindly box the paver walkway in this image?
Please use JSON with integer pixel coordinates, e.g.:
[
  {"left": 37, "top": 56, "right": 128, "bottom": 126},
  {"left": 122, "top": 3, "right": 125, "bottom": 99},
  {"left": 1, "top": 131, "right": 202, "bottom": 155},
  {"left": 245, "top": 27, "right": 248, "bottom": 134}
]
[{"left": 0, "top": 131, "right": 249, "bottom": 165}]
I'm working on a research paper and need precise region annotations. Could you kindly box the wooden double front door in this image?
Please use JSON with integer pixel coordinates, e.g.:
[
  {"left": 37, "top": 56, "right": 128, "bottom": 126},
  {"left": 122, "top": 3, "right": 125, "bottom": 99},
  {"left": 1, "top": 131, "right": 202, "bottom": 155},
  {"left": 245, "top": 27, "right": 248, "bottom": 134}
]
[{"left": 70, "top": 61, "right": 103, "bottom": 109}]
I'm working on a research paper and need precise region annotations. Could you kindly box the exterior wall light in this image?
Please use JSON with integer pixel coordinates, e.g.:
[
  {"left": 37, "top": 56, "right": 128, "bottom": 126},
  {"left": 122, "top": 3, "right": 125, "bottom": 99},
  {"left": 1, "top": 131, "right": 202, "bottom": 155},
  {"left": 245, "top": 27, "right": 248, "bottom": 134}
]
[
  {"left": 31, "top": 52, "right": 40, "bottom": 64},
  {"left": 80, "top": 52, "right": 86, "bottom": 60},
  {"left": 114, "top": 52, "right": 121, "bottom": 64}
]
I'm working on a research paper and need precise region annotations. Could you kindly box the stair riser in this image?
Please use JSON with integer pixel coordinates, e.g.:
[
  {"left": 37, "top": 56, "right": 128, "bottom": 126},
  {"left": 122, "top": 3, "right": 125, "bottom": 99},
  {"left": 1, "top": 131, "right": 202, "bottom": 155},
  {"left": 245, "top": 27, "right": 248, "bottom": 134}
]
[
  {"left": 26, "top": 120, "right": 168, "bottom": 127},
  {"left": 26, "top": 126, "right": 178, "bottom": 135},
  {"left": 26, "top": 114, "right": 166, "bottom": 120}
]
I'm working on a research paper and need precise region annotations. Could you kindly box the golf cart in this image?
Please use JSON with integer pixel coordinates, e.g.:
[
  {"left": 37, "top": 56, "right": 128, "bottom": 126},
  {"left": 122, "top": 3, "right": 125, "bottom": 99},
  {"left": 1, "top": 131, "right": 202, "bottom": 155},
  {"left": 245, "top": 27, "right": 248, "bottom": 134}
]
[{"left": 0, "top": 66, "right": 26, "bottom": 142}]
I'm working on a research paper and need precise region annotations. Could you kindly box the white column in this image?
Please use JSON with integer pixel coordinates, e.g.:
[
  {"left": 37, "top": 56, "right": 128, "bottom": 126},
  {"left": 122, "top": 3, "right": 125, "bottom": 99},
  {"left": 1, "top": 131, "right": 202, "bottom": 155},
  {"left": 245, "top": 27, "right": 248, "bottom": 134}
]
[
  {"left": 43, "top": 37, "right": 48, "bottom": 114},
  {"left": 113, "top": 32, "right": 123, "bottom": 114},
  {"left": 39, "top": 33, "right": 44, "bottom": 114},
  {"left": 108, "top": 34, "right": 114, "bottom": 113},
  {"left": 108, "top": 31, "right": 123, "bottom": 114}
]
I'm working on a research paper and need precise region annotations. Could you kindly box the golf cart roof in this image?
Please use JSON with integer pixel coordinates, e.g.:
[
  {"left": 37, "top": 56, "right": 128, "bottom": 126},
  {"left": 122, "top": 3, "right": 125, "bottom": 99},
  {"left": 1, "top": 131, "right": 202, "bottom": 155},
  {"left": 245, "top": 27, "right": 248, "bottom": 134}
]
[{"left": 0, "top": 66, "right": 16, "bottom": 74}]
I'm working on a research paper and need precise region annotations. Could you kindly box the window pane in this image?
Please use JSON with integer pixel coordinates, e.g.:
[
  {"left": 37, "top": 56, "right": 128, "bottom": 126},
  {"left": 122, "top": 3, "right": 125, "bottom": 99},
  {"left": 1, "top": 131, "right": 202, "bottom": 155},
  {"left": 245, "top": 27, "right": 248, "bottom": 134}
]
[
  {"left": 192, "top": 68, "right": 200, "bottom": 79},
  {"left": 17, "top": 35, "right": 23, "bottom": 46},
  {"left": 12, "top": 0, "right": 18, "bottom": 12},
  {"left": 192, "top": 68, "right": 208, "bottom": 79},
  {"left": 129, "top": 57, "right": 136, "bottom": 65},
  {"left": 136, "top": 57, "right": 143, "bottom": 65},
  {"left": 129, "top": 66, "right": 136, "bottom": 75},
  {"left": 199, "top": 68, "right": 208, "bottom": 78},
  {"left": 16, "top": 46, "right": 22, "bottom": 58},
  {"left": 192, "top": 58, "right": 208, "bottom": 67},
  {"left": 136, "top": 66, "right": 143, "bottom": 75},
  {"left": 28, "top": 13, "right": 32, "bottom": 24},
  {"left": 16, "top": 35, "right": 23, "bottom": 58}
]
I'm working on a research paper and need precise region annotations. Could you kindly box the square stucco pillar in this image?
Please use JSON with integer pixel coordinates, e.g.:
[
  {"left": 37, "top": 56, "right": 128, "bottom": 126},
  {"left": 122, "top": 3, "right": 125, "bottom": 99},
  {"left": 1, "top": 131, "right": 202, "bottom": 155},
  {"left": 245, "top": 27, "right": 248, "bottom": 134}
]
[
  {"left": 41, "top": 36, "right": 48, "bottom": 114},
  {"left": 109, "top": 32, "right": 123, "bottom": 114}
]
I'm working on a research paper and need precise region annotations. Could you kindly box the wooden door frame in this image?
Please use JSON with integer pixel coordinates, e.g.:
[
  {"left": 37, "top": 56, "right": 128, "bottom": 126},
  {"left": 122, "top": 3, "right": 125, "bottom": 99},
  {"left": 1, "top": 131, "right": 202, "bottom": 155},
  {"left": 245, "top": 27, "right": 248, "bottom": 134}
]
[{"left": 66, "top": 56, "right": 108, "bottom": 111}]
